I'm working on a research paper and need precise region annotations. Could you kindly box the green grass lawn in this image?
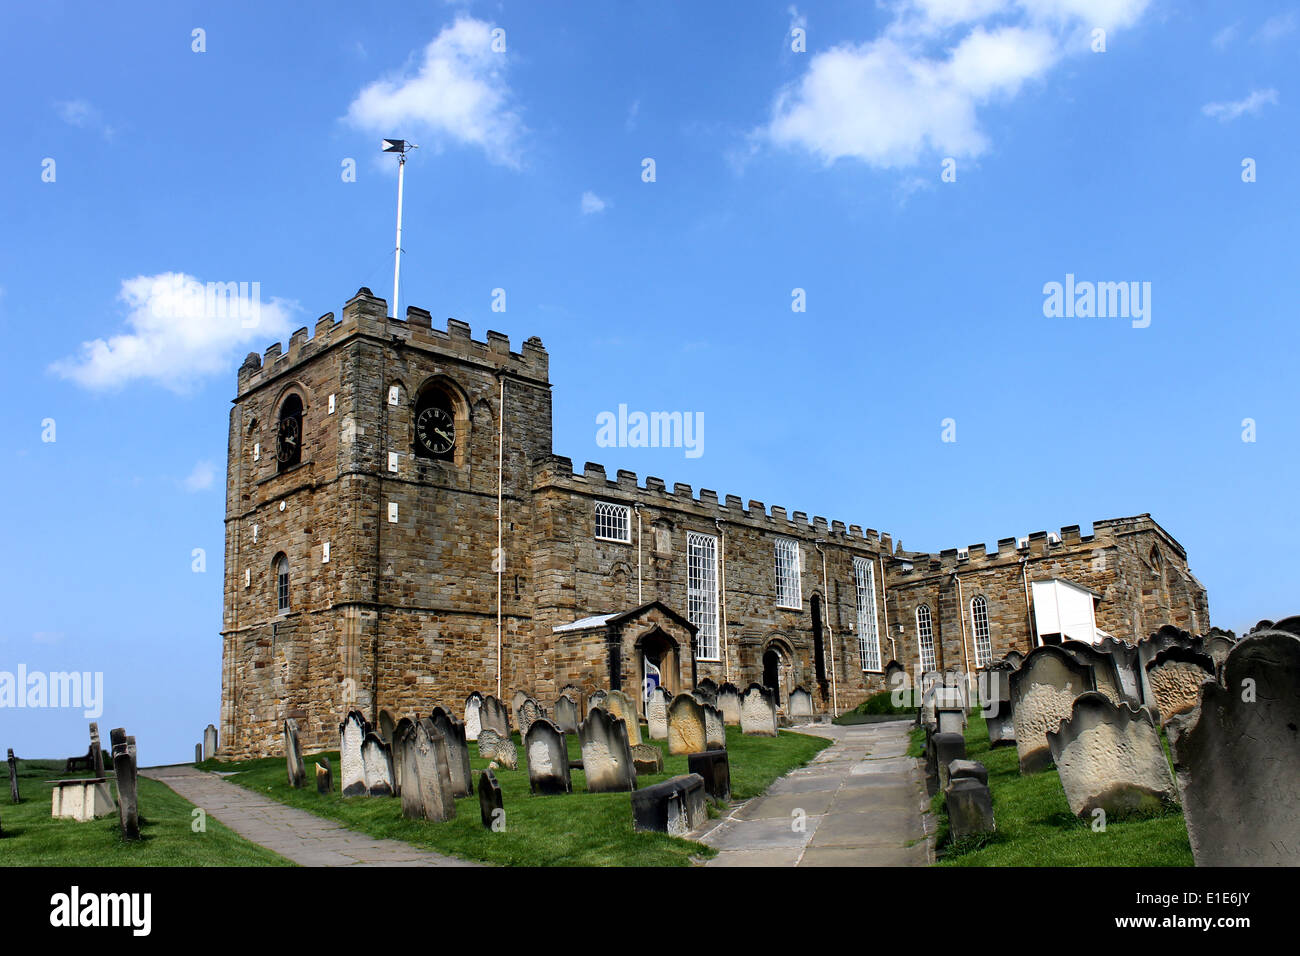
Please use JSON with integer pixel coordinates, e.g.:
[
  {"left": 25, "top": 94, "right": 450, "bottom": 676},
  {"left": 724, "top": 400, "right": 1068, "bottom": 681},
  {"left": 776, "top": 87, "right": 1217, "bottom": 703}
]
[
  {"left": 922, "top": 715, "right": 1193, "bottom": 866},
  {"left": 0, "top": 760, "right": 291, "bottom": 866},
  {"left": 203, "top": 726, "right": 830, "bottom": 867}
]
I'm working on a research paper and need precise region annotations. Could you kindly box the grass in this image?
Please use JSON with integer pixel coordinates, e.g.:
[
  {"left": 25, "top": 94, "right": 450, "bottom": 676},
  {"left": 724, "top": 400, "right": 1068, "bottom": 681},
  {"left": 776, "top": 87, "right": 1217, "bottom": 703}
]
[
  {"left": 928, "top": 714, "right": 1193, "bottom": 867},
  {"left": 203, "top": 725, "right": 831, "bottom": 867},
  {"left": 0, "top": 760, "right": 291, "bottom": 866},
  {"left": 833, "top": 691, "right": 918, "bottom": 726}
]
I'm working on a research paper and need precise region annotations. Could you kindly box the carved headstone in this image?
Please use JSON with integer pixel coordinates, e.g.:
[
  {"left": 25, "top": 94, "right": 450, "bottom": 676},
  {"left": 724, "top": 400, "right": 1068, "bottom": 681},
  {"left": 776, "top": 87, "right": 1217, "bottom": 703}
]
[
  {"left": 109, "top": 727, "right": 140, "bottom": 841},
  {"left": 391, "top": 717, "right": 415, "bottom": 795},
  {"left": 1145, "top": 646, "right": 1215, "bottom": 723},
  {"left": 948, "top": 759, "right": 988, "bottom": 787},
  {"left": 603, "top": 690, "right": 642, "bottom": 746},
  {"left": 1169, "top": 630, "right": 1300, "bottom": 866},
  {"left": 430, "top": 710, "right": 474, "bottom": 798},
  {"left": 1097, "top": 636, "right": 1144, "bottom": 705},
  {"left": 788, "top": 686, "right": 813, "bottom": 719},
  {"left": 717, "top": 682, "right": 741, "bottom": 725},
  {"left": 1002, "top": 650, "right": 1024, "bottom": 670},
  {"left": 360, "top": 731, "right": 395, "bottom": 797},
  {"left": 511, "top": 690, "right": 529, "bottom": 716},
  {"left": 884, "top": 661, "right": 907, "bottom": 694},
  {"left": 476, "top": 727, "right": 518, "bottom": 769},
  {"left": 587, "top": 689, "right": 608, "bottom": 712},
  {"left": 284, "top": 718, "right": 306, "bottom": 789},
  {"left": 339, "top": 710, "right": 369, "bottom": 797},
  {"left": 1204, "top": 632, "right": 1236, "bottom": 673},
  {"left": 703, "top": 702, "right": 726, "bottom": 750},
  {"left": 631, "top": 773, "right": 707, "bottom": 834},
  {"left": 646, "top": 687, "right": 670, "bottom": 740},
  {"left": 693, "top": 680, "right": 718, "bottom": 708},
  {"left": 931, "top": 732, "right": 966, "bottom": 792},
  {"left": 1060, "top": 640, "right": 1126, "bottom": 705},
  {"left": 1010, "top": 646, "right": 1095, "bottom": 773},
  {"left": 316, "top": 757, "right": 333, "bottom": 794},
  {"left": 399, "top": 719, "right": 456, "bottom": 822},
  {"left": 631, "top": 742, "right": 664, "bottom": 776},
  {"left": 1136, "top": 625, "right": 1202, "bottom": 707},
  {"left": 936, "top": 707, "right": 965, "bottom": 736},
  {"left": 378, "top": 709, "right": 396, "bottom": 745},
  {"left": 668, "top": 694, "right": 707, "bottom": 755},
  {"left": 739, "top": 683, "right": 779, "bottom": 737},
  {"left": 203, "top": 724, "right": 218, "bottom": 760},
  {"left": 479, "top": 695, "right": 511, "bottom": 738},
  {"left": 1046, "top": 692, "right": 1176, "bottom": 818},
  {"left": 982, "top": 666, "right": 1016, "bottom": 747},
  {"left": 524, "top": 718, "right": 572, "bottom": 795},
  {"left": 464, "top": 692, "right": 483, "bottom": 742},
  {"left": 515, "top": 696, "right": 546, "bottom": 739},
  {"left": 578, "top": 707, "right": 636, "bottom": 793},
  {"left": 89, "top": 723, "right": 105, "bottom": 777},
  {"left": 479, "top": 769, "right": 503, "bottom": 829},
  {"left": 553, "top": 695, "right": 580, "bottom": 734}
]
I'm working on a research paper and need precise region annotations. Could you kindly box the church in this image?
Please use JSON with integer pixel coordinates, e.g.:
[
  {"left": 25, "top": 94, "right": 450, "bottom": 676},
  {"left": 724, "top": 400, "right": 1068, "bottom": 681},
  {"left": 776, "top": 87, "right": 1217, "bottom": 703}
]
[{"left": 219, "top": 287, "right": 1209, "bottom": 758}]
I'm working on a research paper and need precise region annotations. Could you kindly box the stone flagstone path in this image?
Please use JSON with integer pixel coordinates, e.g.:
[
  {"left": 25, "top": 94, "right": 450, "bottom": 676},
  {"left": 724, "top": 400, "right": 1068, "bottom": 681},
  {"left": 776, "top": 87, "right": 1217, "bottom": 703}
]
[
  {"left": 141, "top": 764, "right": 474, "bottom": 867},
  {"left": 699, "top": 718, "right": 934, "bottom": 866}
]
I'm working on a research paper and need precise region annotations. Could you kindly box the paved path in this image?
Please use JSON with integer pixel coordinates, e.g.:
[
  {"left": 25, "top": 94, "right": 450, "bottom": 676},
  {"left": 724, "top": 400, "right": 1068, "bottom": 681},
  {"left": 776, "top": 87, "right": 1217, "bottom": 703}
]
[
  {"left": 141, "top": 765, "right": 474, "bottom": 867},
  {"left": 699, "top": 719, "right": 934, "bottom": 867}
]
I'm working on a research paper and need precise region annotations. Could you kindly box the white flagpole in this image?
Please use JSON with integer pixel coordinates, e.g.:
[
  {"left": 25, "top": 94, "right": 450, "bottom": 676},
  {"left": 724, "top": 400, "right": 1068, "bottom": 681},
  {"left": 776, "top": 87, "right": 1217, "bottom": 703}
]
[{"left": 392, "top": 151, "right": 405, "bottom": 319}]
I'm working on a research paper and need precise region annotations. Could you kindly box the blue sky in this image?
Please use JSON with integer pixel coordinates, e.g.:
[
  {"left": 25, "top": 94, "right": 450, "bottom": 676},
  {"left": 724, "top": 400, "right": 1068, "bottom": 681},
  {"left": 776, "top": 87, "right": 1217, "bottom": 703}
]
[{"left": 1, "top": 1, "right": 1296, "bottom": 763}]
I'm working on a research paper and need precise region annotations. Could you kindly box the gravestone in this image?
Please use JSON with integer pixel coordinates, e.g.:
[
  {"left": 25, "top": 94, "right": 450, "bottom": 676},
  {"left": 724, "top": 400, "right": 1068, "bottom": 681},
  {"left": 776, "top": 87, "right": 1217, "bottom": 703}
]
[
  {"left": 603, "top": 690, "right": 642, "bottom": 746},
  {"left": 739, "top": 683, "right": 779, "bottom": 737},
  {"left": 1204, "top": 632, "right": 1236, "bottom": 673},
  {"left": 89, "top": 723, "right": 105, "bottom": 776},
  {"left": 703, "top": 702, "right": 726, "bottom": 750},
  {"left": 399, "top": 718, "right": 456, "bottom": 822},
  {"left": 1002, "top": 650, "right": 1024, "bottom": 669},
  {"left": 476, "top": 728, "right": 518, "bottom": 769},
  {"left": 553, "top": 694, "right": 580, "bottom": 734},
  {"left": 378, "top": 710, "right": 396, "bottom": 745},
  {"left": 1060, "top": 640, "right": 1126, "bottom": 705},
  {"left": 479, "top": 695, "right": 511, "bottom": 738},
  {"left": 717, "top": 683, "right": 741, "bottom": 725},
  {"left": 646, "top": 687, "right": 670, "bottom": 739},
  {"left": 479, "top": 769, "right": 503, "bottom": 829},
  {"left": 524, "top": 718, "right": 572, "bottom": 795},
  {"left": 50, "top": 779, "right": 116, "bottom": 822},
  {"left": 631, "top": 743, "right": 664, "bottom": 775},
  {"left": 1097, "top": 636, "right": 1144, "bottom": 706},
  {"left": 511, "top": 690, "right": 529, "bottom": 717},
  {"left": 559, "top": 683, "right": 584, "bottom": 706},
  {"left": 1010, "top": 645, "right": 1095, "bottom": 773},
  {"left": 430, "top": 710, "right": 474, "bottom": 798},
  {"left": 316, "top": 757, "right": 333, "bottom": 794},
  {"left": 884, "top": 661, "right": 907, "bottom": 694},
  {"left": 687, "top": 749, "right": 731, "bottom": 801},
  {"left": 982, "top": 665, "right": 1016, "bottom": 747},
  {"left": 667, "top": 694, "right": 707, "bottom": 755},
  {"left": 464, "top": 692, "right": 483, "bottom": 742},
  {"left": 578, "top": 707, "right": 636, "bottom": 793},
  {"left": 936, "top": 707, "right": 965, "bottom": 736},
  {"left": 110, "top": 727, "right": 140, "bottom": 841},
  {"left": 948, "top": 759, "right": 988, "bottom": 787},
  {"left": 339, "top": 710, "right": 369, "bottom": 797},
  {"left": 8, "top": 749, "right": 20, "bottom": 803},
  {"left": 945, "top": 776, "right": 995, "bottom": 841},
  {"left": 515, "top": 696, "right": 546, "bottom": 738},
  {"left": 391, "top": 717, "right": 415, "bottom": 795},
  {"left": 1046, "top": 692, "right": 1176, "bottom": 818},
  {"left": 587, "top": 688, "right": 608, "bottom": 712},
  {"left": 923, "top": 726, "right": 940, "bottom": 796},
  {"left": 284, "top": 718, "right": 306, "bottom": 789},
  {"left": 788, "top": 686, "right": 814, "bottom": 719},
  {"left": 1136, "top": 625, "right": 1203, "bottom": 708},
  {"left": 693, "top": 680, "right": 718, "bottom": 708},
  {"left": 1169, "top": 629, "right": 1300, "bottom": 866},
  {"left": 203, "top": 724, "right": 218, "bottom": 760},
  {"left": 631, "top": 773, "right": 707, "bottom": 834},
  {"left": 920, "top": 682, "right": 937, "bottom": 730},
  {"left": 360, "top": 731, "right": 395, "bottom": 797},
  {"left": 931, "top": 732, "right": 966, "bottom": 792},
  {"left": 195, "top": 744, "right": 202, "bottom": 764},
  {"left": 1145, "top": 646, "right": 1215, "bottom": 723}
]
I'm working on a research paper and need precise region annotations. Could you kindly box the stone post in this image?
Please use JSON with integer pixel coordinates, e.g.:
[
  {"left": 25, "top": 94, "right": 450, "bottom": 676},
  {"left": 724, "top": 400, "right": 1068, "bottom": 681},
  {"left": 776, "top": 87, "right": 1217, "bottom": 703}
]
[
  {"left": 110, "top": 728, "right": 140, "bottom": 841},
  {"left": 7, "top": 749, "right": 19, "bottom": 804}
]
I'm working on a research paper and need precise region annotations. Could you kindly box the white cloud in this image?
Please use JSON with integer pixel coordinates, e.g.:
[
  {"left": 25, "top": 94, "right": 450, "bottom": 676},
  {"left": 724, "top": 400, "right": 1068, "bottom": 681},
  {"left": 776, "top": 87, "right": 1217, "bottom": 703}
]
[
  {"left": 580, "top": 191, "right": 608, "bottom": 214},
  {"left": 50, "top": 272, "right": 296, "bottom": 393},
  {"left": 1201, "top": 89, "right": 1279, "bottom": 123},
  {"left": 762, "top": 0, "right": 1149, "bottom": 169},
  {"left": 344, "top": 17, "right": 523, "bottom": 168},
  {"left": 1211, "top": 23, "right": 1238, "bottom": 49},
  {"left": 1254, "top": 12, "right": 1297, "bottom": 43},
  {"left": 56, "top": 99, "right": 115, "bottom": 139},
  {"left": 183, "top": 460, "right": 217, "bottom": 492}
]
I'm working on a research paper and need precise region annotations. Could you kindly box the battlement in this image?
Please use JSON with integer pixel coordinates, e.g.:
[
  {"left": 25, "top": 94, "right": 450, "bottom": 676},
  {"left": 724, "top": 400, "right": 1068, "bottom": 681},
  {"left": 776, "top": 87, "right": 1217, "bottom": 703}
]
[
  {"left": 531, "top": 454, "right": 891, "bottom": 553},
  {"left": 236, "top": 287, "right": 549, "bottom": 395},
  {"left": 890, "top": 520, "right": 1123, "bottom": 575}
]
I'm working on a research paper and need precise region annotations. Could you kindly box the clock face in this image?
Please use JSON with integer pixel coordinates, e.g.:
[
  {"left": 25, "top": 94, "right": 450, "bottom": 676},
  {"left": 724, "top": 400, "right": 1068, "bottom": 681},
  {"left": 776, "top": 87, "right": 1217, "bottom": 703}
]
[
  {"left": 276, "top": 415, "right": 301, "bottom": 463},
  {"left": 416, "top": 406, "right": 455, "bottom": 455}
]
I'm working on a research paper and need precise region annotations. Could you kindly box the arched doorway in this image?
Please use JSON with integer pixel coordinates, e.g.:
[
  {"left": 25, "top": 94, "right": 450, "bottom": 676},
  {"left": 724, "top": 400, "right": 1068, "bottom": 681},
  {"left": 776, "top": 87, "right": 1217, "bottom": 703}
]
[
  {"left": 762, "top": 647, "right": 783, "bottom": 705},
  {"left": 811, "top": 593, "right": 827, "bottom": 688},
  {"left": 634, "top": 627, "right": 680, "bottom": 707}
]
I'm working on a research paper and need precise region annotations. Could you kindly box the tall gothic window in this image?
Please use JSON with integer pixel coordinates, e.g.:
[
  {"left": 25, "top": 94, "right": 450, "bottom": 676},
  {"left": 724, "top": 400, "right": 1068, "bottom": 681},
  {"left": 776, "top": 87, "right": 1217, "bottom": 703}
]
[
  {"left": 970, "top": 595, "right": 992, "bottom": 667},
  {"left": 274, "top": 553, "right": 290, "bottom": 614},
  {"left": 687, "top": 532, "right": 719, "bottom": 660},
  {"left": 774, "top": 537, "right": 801, "bottom": 609},
  {"left": 276, "top": 395, "right": 303, "bottom": 471},
  {"left": 916, "top": 604, "right": 936, "bottom": 673},
  {"left": 854, "top": 557, "right": 881, "bottom": 672}
]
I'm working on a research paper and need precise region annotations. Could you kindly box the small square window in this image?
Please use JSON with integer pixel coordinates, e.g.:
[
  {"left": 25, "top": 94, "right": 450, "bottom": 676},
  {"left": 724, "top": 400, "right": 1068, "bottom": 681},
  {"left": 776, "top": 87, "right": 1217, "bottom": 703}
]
[{"left": 594, "top": 501, "right": 631, "bottom": 543}]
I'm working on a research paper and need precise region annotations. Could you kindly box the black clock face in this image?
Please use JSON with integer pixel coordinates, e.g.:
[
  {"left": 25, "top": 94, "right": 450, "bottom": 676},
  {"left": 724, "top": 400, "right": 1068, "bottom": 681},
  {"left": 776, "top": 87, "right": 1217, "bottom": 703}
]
[
  {"left": 276, "top": 415, "right": 301, "bottom": 463},
  {"left": 416, "top": 406, "right": 455, "bottom": 455}
]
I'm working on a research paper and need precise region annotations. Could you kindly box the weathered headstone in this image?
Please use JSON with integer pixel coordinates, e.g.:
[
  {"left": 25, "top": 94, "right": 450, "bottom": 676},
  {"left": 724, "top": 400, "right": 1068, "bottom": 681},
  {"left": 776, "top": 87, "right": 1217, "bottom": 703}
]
[
  {"left": 360, "top": 731, "right": 395, "bottom": 797},
  {"left": 479, "top": 769, "right": 503, "bottom": 829},
  {"left": 109, "top": 727, "right": 140, "bottom": 841},
  {"left": 948, "top": 759, "right": 988, "bottom": 787},
  {"left": 89, "top": 723, "right": 105, "bottom": 777},
  {"left": 339, "top": 710, "right": 369, "bottom": 797},
  {"left": 923, "top": 726, "right": 940, "bottom": 796},
  {"left": 788, "top": 686, "right": 813, "bottom": 719},
  {"left": 1169, "top": 629, "right": 1300, "bottom": 866},
  {"left": 578, "top": 707, "right": 636, "bottom": 793},
  {"left": 1204, "top": 631, "right": 1236, "bottom": 673},
  {"left": 9, "top": 749, "right": 20, "bottom": 803},
  {"left": 646, "top": 687, "right": 670, "bottom": 740},
  {"left": 982, "top": 665, "right": 1016, "bottom": 747},
  {"left": 631, "top": 743, "right": 664, "bottom": 776},
  {"left": 687, "top": 749, "right": 730, "bottom": 801},
  {"left": 479, "top": 695, "right": 511, "bottom": 738},
  {"left": 203, "top": 723, "right": 218, "bottom": 760},
  {"left": 316, "top": 757, "right": 333, "bottom": 794},
  {"left": 945, "top": 776, "right": 995, "bottom": 841},
  {"left": 1145, "top": 646, "right": 1215, "bottom": 723},
  {"left": 931, "top": 732, "right": 966, "bottom": 792},
  {"left": 1046, "top": 692, "right": 1176, "bottom": 819},
  {"left": 1136, "top": 625, "right": 1203, "bottom": 708},
  {"left": 693, "top": 680, "right": 718, "bottom": 708},
  {"left": 430, "top": 710, "right": 474, "bottom": 798},
  {"left": 378, "top": 709, "right": 396, "bottom": 745},
  {"left": 194, "top": 743, "right": 202, "bottom": 764},
  {"left": 631, "top": 773, "right": 707, "bottom": 834},
  {"left": 524, "top": 718, "right": 572, "bottom": 795},
  {"left": 717, "top": 682, "right": 741, "bottom": 725},
  {"left": 739, "top": 683, "right": 779, "bottom": 737},
  {"left": 667, "top": 693, "right": 707, "bottom": 755},
  {"left": 511, "top": 690, "right": 529, "bottom": 716},
  {"left": 476, "top": 727, "right": 518, "bottom": 769},
  {"left": 464, "top": 692, "right": 483, "bottom": 742},
  {"left": 603, "top": 690, "right": 642, "bottom": 746},
  {"left": 936, "top": 707, "right": 965, "bottom": 736},
  {"left": 1097, "top": 636, "right": 1144, "bottom": 705},
  {"left": 1010, "top": 645, "right": 1095, "bottom": 773},
  {"left": 284, "top": 718, "right": 306, "bottom": 789},
  {"left": 1058, "top": 640, "right": 1126, "bottom": 706},
  {"left": 553, "top": 694, "right": 580, "bottom": 734},
  {"left": 1002, "top": 650, "right": 1024, "bottom": 669},
  {"left": 884, "top": 661, "right": 907, "bottom": 693},
  {"left": 703, "top": 702, "right": 726, "bottom": 750},
  {"left": 391, "top": 716, "right": 415, "bottom": 795},
  {"left": 399, "top": 718, "right": 456, "bottom": 822},
  {"left": 515, "top": 696, "right": 546, "bottom": 738},
  {"left": 587, "top": 689, "right": 608, "bottom": 712},
  {"left": 50, "top": 778, "right": 116, "bottom": 822}
]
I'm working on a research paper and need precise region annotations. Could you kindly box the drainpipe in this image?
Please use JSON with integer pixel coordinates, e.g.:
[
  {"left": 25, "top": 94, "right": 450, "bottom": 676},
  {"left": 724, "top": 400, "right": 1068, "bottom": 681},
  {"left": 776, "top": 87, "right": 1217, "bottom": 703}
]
[
  {"left": 496, "top": 375, "right": 505, "bottom": 699},
  {"left": 715, "top": 518, "right": 729, "bottom": 683},
  {"left": 953, "top": 572, "right": 973, "bottom": 705},
  {"left": 634, "top": 503, "right": 643, "bottom": 605},
  {"left": 1021, "top": 555, "right": 1036, "bottom": 648},
  {"left": 815, "top": 541, "right": 839, "bottom": 715}
]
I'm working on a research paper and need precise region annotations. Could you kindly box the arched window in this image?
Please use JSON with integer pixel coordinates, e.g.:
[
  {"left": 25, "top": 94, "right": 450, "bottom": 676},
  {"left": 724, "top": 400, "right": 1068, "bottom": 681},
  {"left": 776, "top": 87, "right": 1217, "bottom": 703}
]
[
  {"left": 916, "top": 604, "right": 936, "bottom": 674},
  {"left": 413, "top": 385, "right": 457, "bottom": 461},
  {"left": 970, "top": 595, "right": 992, "bottom": 667},
  {"left": 274, "top": 553, "right": 290, "bottom": 614},
  {"left": 276, "top": 394, "right": 303, "bottom": 471}
]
